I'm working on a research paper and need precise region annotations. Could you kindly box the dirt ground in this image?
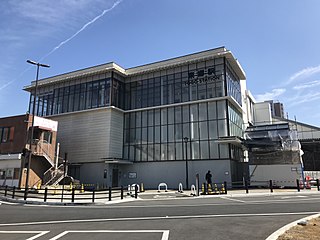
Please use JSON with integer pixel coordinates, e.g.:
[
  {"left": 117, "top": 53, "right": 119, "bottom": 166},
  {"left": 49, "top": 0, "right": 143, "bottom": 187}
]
[{"left": 277, "top": 217, "right": 320, "bottom": 240}]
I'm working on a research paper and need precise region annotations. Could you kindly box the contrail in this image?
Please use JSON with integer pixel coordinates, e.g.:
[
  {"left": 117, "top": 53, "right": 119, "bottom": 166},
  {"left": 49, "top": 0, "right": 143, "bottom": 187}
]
[
  {"left": 0, "top": 0, "right": 123, "bottom": 91},
  {"left": 39, "top": 0, "right": 122, "bottom": 61}
]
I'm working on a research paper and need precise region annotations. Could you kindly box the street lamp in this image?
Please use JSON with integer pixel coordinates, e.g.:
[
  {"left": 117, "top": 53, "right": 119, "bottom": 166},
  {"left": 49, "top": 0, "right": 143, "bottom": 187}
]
[
  {"left": 24, "top": 59, "right": 50, "bottom": 200},
  {"left": 183, "top": 137, "right": 189, "bottom": 189}
]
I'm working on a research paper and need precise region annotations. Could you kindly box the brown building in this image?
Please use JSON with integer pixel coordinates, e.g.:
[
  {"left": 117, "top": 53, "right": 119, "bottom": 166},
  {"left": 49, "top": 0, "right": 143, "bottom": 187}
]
[{"left": 0, "top": 114, "right": 58, "bottom": 187}]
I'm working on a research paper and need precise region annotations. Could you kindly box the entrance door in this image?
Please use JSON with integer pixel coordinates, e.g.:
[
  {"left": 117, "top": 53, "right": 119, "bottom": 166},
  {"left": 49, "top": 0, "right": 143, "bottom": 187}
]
[{"left": 112, "top": 168, "right": 119, "bottom": 187}]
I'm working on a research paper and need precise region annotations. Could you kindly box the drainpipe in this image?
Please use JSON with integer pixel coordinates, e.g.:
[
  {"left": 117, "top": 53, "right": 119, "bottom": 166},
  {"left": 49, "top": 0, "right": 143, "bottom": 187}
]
[{"left": 55, "top": 143, "right": 60, "bottom": 170}]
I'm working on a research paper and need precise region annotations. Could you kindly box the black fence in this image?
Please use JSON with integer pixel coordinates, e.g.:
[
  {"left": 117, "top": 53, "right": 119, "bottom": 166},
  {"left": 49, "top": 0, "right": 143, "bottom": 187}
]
[
  {"left": 0, "top": 185, "right": 139, "bottom": 203},
  {"left": 200, "top": 179, "right": 320, "bottom": 195}
]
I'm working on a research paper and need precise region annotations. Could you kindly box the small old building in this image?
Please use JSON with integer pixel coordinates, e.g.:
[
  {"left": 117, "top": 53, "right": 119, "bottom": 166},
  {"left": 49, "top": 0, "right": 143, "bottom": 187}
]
[{"left": 0, "top": 114, "right": 58, "bottom": 187}]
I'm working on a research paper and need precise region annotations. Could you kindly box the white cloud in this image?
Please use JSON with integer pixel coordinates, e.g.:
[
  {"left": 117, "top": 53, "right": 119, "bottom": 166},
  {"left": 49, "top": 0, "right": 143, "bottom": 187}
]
[
  {"left": 255, "top": 88, "right": 286, "bottom": 102},
  {"left": 287, "top": 91, "right": 320, "bottom": 107},
  {"left": 288, "top": 65, "right": 320, "bottom": 84},
  {"left": 293, "top": 80, "right": 320, "bottom": 90}
]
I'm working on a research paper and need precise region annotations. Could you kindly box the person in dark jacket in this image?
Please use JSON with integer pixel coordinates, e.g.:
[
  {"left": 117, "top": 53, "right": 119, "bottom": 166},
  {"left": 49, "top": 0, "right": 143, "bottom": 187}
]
[{"left": 205, "top": 170, "right": 212, "bottom": 185}]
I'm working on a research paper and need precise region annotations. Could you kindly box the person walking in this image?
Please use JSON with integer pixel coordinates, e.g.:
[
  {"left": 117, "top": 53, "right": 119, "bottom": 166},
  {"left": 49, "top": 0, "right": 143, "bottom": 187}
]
[{"left": 205, "top": 170, "right": 212, "bottom": 185}]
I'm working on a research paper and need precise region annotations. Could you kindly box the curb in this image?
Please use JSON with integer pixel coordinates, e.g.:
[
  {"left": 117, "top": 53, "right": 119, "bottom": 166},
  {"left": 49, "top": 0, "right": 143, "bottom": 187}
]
[{"left": 265, "top": 213, "right": 320, "bottom": 240}]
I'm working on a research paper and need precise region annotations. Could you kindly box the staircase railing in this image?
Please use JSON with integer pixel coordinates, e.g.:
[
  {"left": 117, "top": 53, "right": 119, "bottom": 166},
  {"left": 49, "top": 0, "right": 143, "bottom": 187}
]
[{"left": 42, "top": 164, "right": 65, "bottom": 186}]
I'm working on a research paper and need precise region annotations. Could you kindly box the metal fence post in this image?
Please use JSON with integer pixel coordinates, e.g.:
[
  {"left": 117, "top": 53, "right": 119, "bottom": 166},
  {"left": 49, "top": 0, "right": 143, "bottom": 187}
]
[
  {"left": 44, "top": 187, "right": 48, "bottom": 202},
  {"left": 245, "top": 180, "right": 249, "bottom": 194},
  {"left": 4, "top": 185, "right": 8, "bottom": 197},
  {"left": 12, "top": 186, "right": 16, "bottom": 199},
  {"left": 71, "top": 187, "right": 75, "bottom": 202},
  {"left": 269, "top": 180, "right": 273, "bottom": 193},
  {"left": 23, "top": 186, "right": 27, "bottom": 200},
  {"left": 296, "top": 179, "right": 300, "bottom": 192},
  {"left": 135, "top": 184, "right": 138, "bottom": 199},
  {"left": 317, "top": 179, "right": 320, "bottom": 191},
  {"left": 92, "top": 188, "right": 95, "bottom": 203},
  {"left": 121, "top": 186, "right": 124, "bottom": 200},
  {"left": 108, "top": 187, "right": 112, "bottom": 201},
  {"left": 224, "top": 181, "right": 227, "bottom": 194}
]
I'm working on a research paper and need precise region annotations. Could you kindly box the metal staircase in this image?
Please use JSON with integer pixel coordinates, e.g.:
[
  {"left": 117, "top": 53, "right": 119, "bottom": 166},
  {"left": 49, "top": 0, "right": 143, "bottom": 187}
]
[{"left": 42, "top": 164, "right": 65, "bottom": 186}]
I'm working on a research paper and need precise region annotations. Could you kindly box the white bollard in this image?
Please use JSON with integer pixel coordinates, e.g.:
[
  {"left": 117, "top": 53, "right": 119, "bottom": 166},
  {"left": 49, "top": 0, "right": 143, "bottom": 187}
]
[
  {"left": 178, "top": 183, "right": 183, "bottom": 193},
  {"left": 190, "top": 184, "right": 196, "bottom": 196},
  {"left": 158, "top": 183, "right": 168, "bottom": 192}
]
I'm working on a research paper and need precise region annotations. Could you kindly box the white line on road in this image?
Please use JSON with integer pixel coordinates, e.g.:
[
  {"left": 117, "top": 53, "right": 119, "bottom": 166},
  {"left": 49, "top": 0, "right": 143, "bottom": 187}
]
[
  {"left": 0, "top": 231, "right": 49, "bottom": 240},
  {"left": 220, "top": 196, "right": 246, "bottom": 203},
  {"left": 49, "top": 230, "right": 170, "bottom": 240},
  {"left": 0, "top": 212, "right": 318, "bottom": 227}
]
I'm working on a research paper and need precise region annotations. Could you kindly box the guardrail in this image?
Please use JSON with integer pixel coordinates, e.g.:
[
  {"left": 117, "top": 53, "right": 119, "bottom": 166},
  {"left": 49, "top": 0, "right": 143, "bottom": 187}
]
[{"left": 0, "top": 185, "right": 138, "bottom": 203}]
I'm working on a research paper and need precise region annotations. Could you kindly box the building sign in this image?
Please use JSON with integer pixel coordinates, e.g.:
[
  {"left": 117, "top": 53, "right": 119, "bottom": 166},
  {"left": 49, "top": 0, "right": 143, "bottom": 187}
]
[
  {"left": 128, "top": 172, "right": 137, "bottom": 179},
  {"left": 34, "top": 116, "right": 58, "bottom": 132},
  {"left": 184, "top": 67, "right": 221, "bottom": 86}
]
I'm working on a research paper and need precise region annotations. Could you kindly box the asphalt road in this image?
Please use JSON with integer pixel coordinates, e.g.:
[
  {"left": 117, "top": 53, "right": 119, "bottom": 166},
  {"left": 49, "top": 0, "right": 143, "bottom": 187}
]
[{"left": 0, "top": 192, "right": 320, "bottom": 240}]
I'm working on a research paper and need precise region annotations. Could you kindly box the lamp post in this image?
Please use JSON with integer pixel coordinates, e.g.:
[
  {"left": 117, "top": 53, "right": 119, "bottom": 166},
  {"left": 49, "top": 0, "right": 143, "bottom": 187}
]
[
  {"left": 24, "top": 60, "right": 50, "bottom": 200},
  {"left": 183, "top": 137, "right": 189, "bottom": 189}
]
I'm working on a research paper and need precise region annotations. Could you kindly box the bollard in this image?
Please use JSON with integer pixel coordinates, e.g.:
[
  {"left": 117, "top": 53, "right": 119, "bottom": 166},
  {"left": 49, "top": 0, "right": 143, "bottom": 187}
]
[
  {"left": 81, "top": 184, "right": 84, "bottom": 193},
  {"left": 44, "top": 187, "right": 48, "bottom": 202},
  {"left": 269, "top": 180, "right": 273, "bottom": 193},
  {"left": 109, "top": 187, "right": 112, "bottom": 201},
  {"left": 4, "top": 185, "right": 7, "bottom": 197},
  {"left": 296, "top": 179, "right": 300, "bottom": 192},
  {"left": 12, "top": 186, "right": 16, "bottom": 199},
  {"left": 224, "top": 181, "right": 227, "bottom": 194},
  {"left": 92, "top": 188, "right": 95, "bottom": 203},
  {"left": 245, "top": 180, "right": 249, "bottom": 194},
  {"left": 178, "top": 183, "right": 183, "bottom": 193},
  {"left": 317, "top": 179, "right": 320, "bottom": 191},
  {"left": 140, "top": 183, "right": 145, "bottom": 192},
  {"left": 196, "top": 174, "right": 200, "bottom": 196},
  {"left": 71, "top": 188, "right": 75, "bottom": 202},
  {"left": 135, "top": 184, "right": 138, "bottom": 199},
  {"left": 121, "top": 186, "right": 124, "bottom": 200}
]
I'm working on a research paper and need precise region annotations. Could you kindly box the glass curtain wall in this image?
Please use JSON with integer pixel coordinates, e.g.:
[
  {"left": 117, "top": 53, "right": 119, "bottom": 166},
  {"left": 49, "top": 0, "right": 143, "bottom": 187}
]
[
  {"left": 123, "top": 100, "right": 232, "bottom": 162},
  {"left": 29, "top": 77, "right": 124, "bottom": 116},
  {"left": 124, "top": 58, "right": 226, "bottom": 110}
]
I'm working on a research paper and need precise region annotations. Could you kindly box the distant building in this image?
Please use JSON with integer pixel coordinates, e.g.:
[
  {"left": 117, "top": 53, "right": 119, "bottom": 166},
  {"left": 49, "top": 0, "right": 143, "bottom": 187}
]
[{"left": 0, "top": 114, "right": 58, "bottom": 187}]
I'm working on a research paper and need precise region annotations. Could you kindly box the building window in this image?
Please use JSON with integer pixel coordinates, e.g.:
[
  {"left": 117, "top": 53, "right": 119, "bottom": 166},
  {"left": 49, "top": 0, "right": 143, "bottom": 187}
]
[{"left": 0, "top": 127, "right": 10, "bottom": 143}]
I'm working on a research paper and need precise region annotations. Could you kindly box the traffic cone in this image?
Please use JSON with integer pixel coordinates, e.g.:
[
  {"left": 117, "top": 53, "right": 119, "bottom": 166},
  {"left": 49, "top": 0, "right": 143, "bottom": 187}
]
[
  {"left": 214, "top": 184, "right": 218, "bottom": 194},
  {"left": 221, "top": 184, "right": 225, "bottom": 194},
  {"left": 208, "top": 184, "right": 212, "bottom": 194},
  {"left": 201, "top": 183, "right": 205, "bottom": 195}
]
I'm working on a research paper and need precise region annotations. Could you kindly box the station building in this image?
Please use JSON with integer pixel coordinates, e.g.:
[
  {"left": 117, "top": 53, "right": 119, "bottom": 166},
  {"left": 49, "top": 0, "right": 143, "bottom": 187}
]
[{"left": 23, "top": 47, "right": 248, "bottom": 188}]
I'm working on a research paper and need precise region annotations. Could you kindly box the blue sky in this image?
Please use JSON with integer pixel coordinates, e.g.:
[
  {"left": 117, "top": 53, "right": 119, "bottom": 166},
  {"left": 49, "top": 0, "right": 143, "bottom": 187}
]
[{"left": 1, "top": 0, "right": 320, "bottom": 127}]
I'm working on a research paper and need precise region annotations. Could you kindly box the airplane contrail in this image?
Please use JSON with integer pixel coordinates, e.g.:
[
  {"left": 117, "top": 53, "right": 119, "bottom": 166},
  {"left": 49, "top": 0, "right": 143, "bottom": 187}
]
[
  {"left": 39, "top": 0, "right": 123, "bottom": 61},
  {"left": 0, "top": 0, "right": 123, "bottom": 91}
]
